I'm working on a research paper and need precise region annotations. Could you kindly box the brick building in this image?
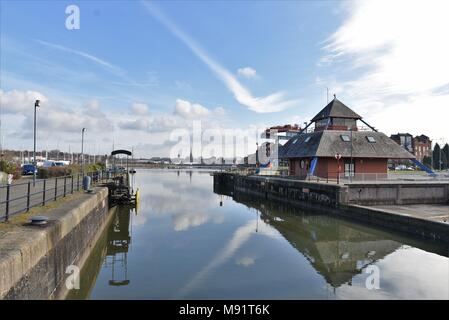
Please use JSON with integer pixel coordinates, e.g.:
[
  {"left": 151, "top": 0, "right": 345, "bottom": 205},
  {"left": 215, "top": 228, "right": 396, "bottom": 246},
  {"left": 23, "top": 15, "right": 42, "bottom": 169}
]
[
  {"left": 280, "top": 97, "right": 415, "bottom": 179},
  {"left": 390, "top": 133, "right": 432, "bottom": 162}
]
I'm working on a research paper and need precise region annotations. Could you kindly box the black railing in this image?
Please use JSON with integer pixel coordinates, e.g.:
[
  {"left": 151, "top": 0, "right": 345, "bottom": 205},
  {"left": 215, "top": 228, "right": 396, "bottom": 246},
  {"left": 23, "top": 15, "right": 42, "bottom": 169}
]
[{"left": 0, "top": 170, "right": 106, "bottom": 222}]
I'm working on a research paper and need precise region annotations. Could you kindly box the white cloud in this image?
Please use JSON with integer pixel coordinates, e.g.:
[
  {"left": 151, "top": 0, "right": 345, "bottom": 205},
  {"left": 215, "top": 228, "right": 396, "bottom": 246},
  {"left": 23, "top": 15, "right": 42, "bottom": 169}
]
[
  {"left": 0, "top": 89, "right": 47, "bottom": 113},
  {"left": 1, "top": 89, "right": 113, "bottom": 142},
  {"left": 119, "top": 118, "right": 150, "bottom": 131},
  {"left": 85, "top": 99, "right": 101, "bottom": 112},
  {"left": 237, "top": 67, "right": 257, "bottom": 78},
  {"left": 214, "top": 106, "right": 225, "bottom": 116},
  {"left": 322, "top": 0, "right": 449, "bottom": 141},
  {"left": 172, "top": 212, "right": 209, "bottom": 231},
  {"left": 174, "top": 99, "right": 211, "bottom": 118},
  {"left": 142, "top": 2, "right": 299, "bottom": 113},
  {"left": 131, "top": 102, "right": 149, "bottom": 115},
  {"left": 118, "top": 114, "right": 182, "bottom": 133},
  {"left": 236, "top": 256, "right": 255, "bottom": 267}
]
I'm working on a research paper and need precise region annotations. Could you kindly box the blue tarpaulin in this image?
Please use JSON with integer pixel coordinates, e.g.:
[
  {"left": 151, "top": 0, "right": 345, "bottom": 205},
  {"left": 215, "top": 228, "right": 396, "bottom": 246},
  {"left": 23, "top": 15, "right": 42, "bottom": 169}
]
[{"left": 309, "top": 157, "right": 318, "bottom": 175}]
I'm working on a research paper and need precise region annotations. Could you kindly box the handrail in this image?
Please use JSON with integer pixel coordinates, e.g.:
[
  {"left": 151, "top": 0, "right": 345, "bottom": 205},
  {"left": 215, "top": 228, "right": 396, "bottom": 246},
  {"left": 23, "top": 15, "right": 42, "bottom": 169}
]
[{"left": 0, "top": 170, "right": 107, "bottom": 222}]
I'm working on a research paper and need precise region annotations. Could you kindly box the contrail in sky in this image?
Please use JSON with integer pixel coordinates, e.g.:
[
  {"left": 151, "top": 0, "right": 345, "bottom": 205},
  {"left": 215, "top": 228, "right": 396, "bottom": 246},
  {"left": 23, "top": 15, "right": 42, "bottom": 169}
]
[{"left": 141, "top": 1, "right": 299, "bottom": 113}]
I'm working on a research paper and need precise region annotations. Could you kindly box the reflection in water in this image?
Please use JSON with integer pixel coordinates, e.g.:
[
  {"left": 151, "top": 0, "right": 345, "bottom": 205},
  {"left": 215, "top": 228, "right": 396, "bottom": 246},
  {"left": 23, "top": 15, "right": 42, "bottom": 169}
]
[
  {"left": 233, "top": 192, "right": 401, "bottom": 288},
  {"left": 68, "top": 170, "right": 449, "bottom": 299},
  {"left": 106, "top": 207, "right": 132, "bottom": 286},
  {"left": 67, "top": 206, "right": 134, "bottom": 299},
  {"left": 219, "top": 185, "right": 448, "bottom": 290}
]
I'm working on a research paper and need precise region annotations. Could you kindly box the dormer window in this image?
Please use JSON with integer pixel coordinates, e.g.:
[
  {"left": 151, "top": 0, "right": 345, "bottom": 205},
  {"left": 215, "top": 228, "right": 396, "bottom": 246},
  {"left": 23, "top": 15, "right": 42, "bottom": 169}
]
[
  {"left": 340, "top": 134, "right": 351, "bottom": 142},
  {"left": 304, "top": 136, "right": 311, "bottom": 143},
  {"left": 366, "top": 136, "right": 376, "bottom": 143}
]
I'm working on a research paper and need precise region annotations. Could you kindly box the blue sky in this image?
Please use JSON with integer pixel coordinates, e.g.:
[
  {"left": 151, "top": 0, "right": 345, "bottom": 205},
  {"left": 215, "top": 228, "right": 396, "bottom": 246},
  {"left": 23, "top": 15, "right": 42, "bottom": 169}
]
[{"left": 1, "top": 0, "right": 448, "bottom": 157}]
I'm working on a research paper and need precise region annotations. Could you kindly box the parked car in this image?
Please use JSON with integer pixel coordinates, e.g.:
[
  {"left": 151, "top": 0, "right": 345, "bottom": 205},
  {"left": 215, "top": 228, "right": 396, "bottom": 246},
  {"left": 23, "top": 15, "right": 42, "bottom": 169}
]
[
  {"left": 43, "top": 160, "right": 67, "bottom": 167},
  {"left": 22, "top": 164, "right": 37, "bottom": 175}
]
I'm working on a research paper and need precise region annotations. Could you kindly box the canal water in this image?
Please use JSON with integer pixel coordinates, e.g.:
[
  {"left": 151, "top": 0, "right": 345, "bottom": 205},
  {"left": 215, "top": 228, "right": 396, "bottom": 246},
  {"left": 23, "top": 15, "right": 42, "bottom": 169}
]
[{"left": 67, "top": 169, "right": 449, "bottom": 299}]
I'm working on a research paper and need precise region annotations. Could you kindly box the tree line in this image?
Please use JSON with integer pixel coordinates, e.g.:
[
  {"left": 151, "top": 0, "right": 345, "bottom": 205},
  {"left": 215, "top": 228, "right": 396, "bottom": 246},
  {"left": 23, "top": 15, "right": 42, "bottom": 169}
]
[{"left": 423, "top": 143, "right": 449, "bottom": 170}]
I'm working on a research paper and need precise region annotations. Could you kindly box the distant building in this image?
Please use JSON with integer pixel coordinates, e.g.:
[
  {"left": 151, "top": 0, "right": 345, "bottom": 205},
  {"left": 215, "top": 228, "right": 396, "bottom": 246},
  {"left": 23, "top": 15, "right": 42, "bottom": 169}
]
[
  {"left": 262, "top": 124, "right": 301, "bottom": 145},
  {"left": 280, "top": 97, "right": 415, "bottom": 179},
  {"left": 414, "top": 135, "right": 432, "bottom": 162},
  {"left": 390, "top": 133, "right": 432, "bottom": 162}
]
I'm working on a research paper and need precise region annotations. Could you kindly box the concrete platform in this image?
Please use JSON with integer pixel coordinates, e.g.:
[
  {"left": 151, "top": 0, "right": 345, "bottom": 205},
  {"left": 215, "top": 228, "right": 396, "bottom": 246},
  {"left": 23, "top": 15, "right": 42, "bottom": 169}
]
[
  {"left": 0, "top": 187, "right": 110, "bottom": 299},
  {"left": 360, "top": 204, "right": 449, "bottom": 223}
]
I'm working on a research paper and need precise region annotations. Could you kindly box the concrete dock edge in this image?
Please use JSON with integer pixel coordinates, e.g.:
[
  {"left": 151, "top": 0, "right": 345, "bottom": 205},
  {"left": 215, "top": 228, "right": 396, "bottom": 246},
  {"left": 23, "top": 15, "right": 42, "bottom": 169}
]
[{"left": 0, "top": 187, "right": 111, "bottom": 299}]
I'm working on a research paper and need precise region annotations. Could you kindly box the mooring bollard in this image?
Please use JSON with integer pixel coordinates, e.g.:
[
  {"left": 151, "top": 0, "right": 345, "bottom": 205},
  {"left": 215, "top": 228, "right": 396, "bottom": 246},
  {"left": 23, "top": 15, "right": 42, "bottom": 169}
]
[{"left": 83, "top": 175, "right": 91, "bottom": 191}]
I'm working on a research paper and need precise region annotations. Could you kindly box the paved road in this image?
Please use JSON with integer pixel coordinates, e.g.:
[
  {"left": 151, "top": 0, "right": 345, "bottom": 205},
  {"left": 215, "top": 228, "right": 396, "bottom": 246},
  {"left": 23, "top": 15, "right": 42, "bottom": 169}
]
[{"left": 0, "top": 176, "right": 82, "bottom": 220}]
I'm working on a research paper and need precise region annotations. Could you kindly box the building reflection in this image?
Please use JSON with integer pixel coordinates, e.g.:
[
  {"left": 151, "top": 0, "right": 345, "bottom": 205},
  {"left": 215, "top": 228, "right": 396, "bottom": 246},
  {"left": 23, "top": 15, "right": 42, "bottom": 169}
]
[
  {"left": 104, "top": 206, "right": 132, "bottom": 286},
  {"left": 214, "top": 184, "right": 448, "bottom": 288}
]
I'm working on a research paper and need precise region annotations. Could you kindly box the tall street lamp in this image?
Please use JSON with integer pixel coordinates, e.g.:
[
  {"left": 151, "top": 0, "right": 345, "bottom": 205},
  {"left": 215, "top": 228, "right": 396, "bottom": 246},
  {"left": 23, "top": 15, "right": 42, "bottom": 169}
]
[
  {"left": 33, "top": 100, "right": 40, "bottom": 186},
  {"left": 350, "top": 127, "right": 353, "bottom": 182},
  {"left": 81, "top": 128, "right": 86, "bottom": 177}
]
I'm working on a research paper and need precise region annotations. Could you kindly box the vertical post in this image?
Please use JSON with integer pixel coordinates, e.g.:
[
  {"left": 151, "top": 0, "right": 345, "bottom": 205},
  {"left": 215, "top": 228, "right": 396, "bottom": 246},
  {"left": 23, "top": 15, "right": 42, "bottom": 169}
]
[
  {"left": 77, "top": 173, "right": 80, "bottom": 191},
  {"left": 350, "top": 128, "right": 353, "bottom": 182},
  {"left": 63, "top": 176, "right": 67, "bottom": 197},
  {"left": 337, "top": 158, "right": 340, "bottom": 185},
  {"left": 42, "top": 179, "right": 46, "bottom": 206},
  {"left": 26, "top": 181, "right": 31, "bottom": 212},
  {"left": 81, "top": 128, "right": 86, "bottom": 178},
  {"left": 54, "top": 177, "right": 58, "bottom": 201},
  {"left": 33, "top": 100, "right": 40, "bottom": 186},
  {"left": 5, "top": 184, "right": 10, "bottom": 222},
  {"left": 71, "top": 175, "right": 74, "bottom": 194}
]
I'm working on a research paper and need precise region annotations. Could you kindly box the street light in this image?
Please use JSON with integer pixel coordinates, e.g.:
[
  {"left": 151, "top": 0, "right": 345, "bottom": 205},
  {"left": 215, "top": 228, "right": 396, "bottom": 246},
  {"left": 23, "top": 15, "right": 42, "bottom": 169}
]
[
  {"left": 81, "top": 128, "right": 86, "bottom": 177},
  {"left": 256, "top": 142, "right": 259, "bottom": 168},
  {"left": 350, "top": 127, "right": 353, "bottom": 182},
  {"left": 33, "top": 100, "right": 40, "bottom": 186}
]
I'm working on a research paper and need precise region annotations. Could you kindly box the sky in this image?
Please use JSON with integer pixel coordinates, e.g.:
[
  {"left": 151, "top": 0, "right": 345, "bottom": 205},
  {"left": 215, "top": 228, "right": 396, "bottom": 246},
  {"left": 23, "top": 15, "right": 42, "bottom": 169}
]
[{"left": 1, "top": 0, "right": 448, "bottom": 158}]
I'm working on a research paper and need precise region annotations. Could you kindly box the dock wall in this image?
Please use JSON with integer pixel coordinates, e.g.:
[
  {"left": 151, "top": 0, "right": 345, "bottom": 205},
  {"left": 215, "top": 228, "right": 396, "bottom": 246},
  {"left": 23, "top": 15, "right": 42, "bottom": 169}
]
[
  {"left": 347, "top": 183, "right": 449, "bottom": 205},
  {"left": 0, "top": 187, "right": 112, "bottom": 299},
  {"left": 215, "top": 173, "right": 348, "bottom": 209},
  {"left": 214, "top": 173, "right": 449, "bottom": 242}
]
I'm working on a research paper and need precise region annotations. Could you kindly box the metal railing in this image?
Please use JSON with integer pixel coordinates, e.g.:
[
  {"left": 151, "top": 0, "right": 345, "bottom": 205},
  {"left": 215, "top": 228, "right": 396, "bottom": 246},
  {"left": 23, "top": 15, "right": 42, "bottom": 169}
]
[
  {"left": 305, "top": 172, "right": 449, "bottom": 184},
  {"left": 0, "top": 170, "right": 106, "bottom": 222}
]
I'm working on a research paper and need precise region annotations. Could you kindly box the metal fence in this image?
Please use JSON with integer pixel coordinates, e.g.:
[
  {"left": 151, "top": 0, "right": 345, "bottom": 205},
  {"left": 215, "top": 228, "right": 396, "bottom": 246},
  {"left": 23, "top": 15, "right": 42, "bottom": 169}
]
[
  {"left": 306, "top": 172, "right": 449, "bottom": 184},
  {"left": 0, "top": 171, "right": 105, "bottom": 222}
]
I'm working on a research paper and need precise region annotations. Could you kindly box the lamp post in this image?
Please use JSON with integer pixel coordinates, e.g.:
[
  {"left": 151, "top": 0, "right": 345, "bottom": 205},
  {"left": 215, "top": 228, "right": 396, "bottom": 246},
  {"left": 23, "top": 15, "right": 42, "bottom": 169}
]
[
  {"left": 256, "top": 142, "right": 259, "bottom": 168},
  {"left": 350, "top": 127, "right": 353, "bottom": 182},
  {"left": 33, "top": 100, "right": 40, "bottom": 186},
  {"left": 81, "top": 128, "right": 86, "bottom": 177}
]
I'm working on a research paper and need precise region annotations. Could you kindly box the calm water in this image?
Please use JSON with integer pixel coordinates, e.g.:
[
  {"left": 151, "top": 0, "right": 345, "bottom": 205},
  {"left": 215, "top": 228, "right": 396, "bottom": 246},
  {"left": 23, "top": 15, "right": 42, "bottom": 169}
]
[{"left": 67, "top": 169, "right": 449, "bottom": 299}]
